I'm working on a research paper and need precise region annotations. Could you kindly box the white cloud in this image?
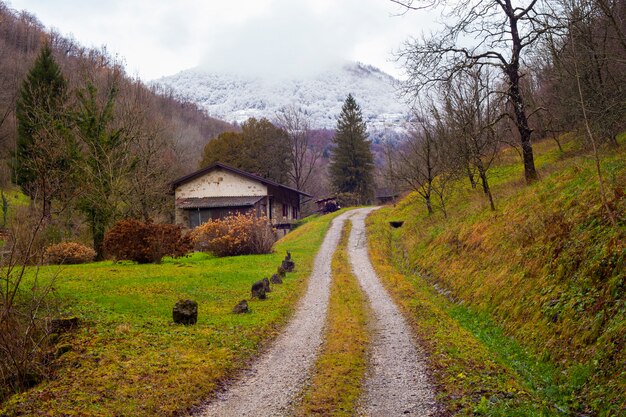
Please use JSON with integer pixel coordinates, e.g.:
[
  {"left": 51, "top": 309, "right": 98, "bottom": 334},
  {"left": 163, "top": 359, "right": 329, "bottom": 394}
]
[{"left": 7, "top": 0, "right": 435, "bottom": 80}]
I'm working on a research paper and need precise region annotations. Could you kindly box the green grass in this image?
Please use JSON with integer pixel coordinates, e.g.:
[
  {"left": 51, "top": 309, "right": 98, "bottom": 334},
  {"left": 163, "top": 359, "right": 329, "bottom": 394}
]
[
  {"left": 367, "top": 135, "right": 626, "bottom": 416},
  {"left": 0, "top": 186, "right": 29, "bottom": 231},
  {"left": 295, "top": 221, "right": 371, "bottom": 416},
  {"left": 0, "top": 210, "right": 346, "bottom": 416},
  {"left": 367, "top": 213, "right": 554, "bottom": 415}
]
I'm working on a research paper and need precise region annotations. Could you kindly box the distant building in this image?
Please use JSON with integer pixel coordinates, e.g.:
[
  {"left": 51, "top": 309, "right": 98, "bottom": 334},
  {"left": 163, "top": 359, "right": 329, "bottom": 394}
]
[
  {"left": 315, "top": 196, "right": 340, "bottom": 214},
  {"left": 172, "top": 162, "right": 311, "bottom": 231},
  {"left": 375, "top": 188, "right": 400, "bottom": 205}
]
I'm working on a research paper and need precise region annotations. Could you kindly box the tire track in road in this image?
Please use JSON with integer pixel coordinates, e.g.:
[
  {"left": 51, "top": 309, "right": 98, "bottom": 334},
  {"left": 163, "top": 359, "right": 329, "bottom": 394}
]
[
  {"left": 197, "top": 210, "right": 356, "bottom": 417},
  {"left": 348, "top": 207, "right": 438, "bottom": 416}
]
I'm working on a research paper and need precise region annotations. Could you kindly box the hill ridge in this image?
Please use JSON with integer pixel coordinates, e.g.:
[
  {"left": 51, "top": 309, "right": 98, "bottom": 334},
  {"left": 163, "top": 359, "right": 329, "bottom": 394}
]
[{"left": 153, "top": 61, "right": 410, "bottom": 132}]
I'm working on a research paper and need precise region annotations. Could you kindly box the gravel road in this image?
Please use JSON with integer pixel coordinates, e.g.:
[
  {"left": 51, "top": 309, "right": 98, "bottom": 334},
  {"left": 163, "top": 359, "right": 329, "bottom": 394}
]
[
  {"left": 196, "top": 208, "right": 437, "bottom": 416},
  {"left": 348, "top": 207, "right": 438, "bottom": 416},
  {"left": 197, "top": 211, "right": 355, "bottom": 417}
]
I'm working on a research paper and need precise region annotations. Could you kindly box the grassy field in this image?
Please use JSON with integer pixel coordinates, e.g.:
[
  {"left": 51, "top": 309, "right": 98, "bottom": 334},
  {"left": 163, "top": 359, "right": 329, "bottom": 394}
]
[
  {"left": 1, "top": 211, "right": 345, "bottom": 416},
  {"left": 367, "top": 136, "right": 625, "bottom": 416},
  {"left": 295, "top": 222, "right": 371, "bottom": 416}
]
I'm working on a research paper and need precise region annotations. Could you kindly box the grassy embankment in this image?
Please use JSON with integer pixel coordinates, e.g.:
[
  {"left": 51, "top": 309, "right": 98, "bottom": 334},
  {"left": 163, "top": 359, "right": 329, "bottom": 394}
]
[
  {"left": 0, "top": 211, "right": 345, "bottom": 416},
  {"left": 295, "top": 221, "right": 371, "bottom": 416},
  {"left": 368, "top": 136, "right": 625, "bottom": 416}
]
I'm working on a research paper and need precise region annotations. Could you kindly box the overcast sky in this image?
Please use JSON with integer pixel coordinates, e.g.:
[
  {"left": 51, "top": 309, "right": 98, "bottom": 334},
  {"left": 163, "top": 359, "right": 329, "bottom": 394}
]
[{"left": 7, "top": 0, "right": 435, "bottom": 81}]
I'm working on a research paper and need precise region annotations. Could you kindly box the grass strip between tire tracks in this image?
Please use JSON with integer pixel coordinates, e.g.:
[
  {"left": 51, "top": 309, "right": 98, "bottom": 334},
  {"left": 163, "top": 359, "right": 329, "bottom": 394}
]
[{"left": 295, "top": 220, "right": 371, "bottom": 416}]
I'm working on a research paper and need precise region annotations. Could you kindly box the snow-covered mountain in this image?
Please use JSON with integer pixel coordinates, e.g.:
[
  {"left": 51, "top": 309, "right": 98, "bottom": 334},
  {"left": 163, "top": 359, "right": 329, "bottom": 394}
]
[{"left": 154, "top": 62, "right": 410, "bottom": 133}]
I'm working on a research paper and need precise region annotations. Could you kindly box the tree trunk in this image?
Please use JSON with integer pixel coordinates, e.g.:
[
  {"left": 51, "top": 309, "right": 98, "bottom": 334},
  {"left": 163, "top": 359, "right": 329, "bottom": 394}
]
[
  {"left": 438, "top": 193, "right": 447, "bottom": 219},
  {"left": 91, "top": 210, "right": 107, "bottom": 261},
  {"left": 425, "top": 196, "right": 433, "bottom": 215},
  {"left": 467, "top": 165, "right": 477, "bottom": 189},
  {"left": 478, "top": 167, "right": 495, "bottom": 211},
  {"left": 507, "top": 67, "right": 538, "bottom": 183},
  {"left": 505, "top": 5, "right": 538, "bottom": 183},
  {"left": 551, "top": 132, "right": 564, "bottom": 153},
  {"left": 425, "top": 182, "right": 433, "bottom": 215},
  {"left": 43, "top": 198, "right": 51, "bottom": 222}
]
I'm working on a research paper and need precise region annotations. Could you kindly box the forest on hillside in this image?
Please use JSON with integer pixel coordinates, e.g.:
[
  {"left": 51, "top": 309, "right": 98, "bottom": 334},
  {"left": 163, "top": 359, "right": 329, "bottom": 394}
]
[{"left": 0, "top": 2, "right": 233, "bottom": 198}]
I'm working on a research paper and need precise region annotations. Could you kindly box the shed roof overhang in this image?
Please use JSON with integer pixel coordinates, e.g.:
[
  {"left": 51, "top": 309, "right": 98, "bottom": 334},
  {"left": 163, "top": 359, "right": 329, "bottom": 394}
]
[{"left": 176, "top": 196, "right": 264, "bottom": 209}]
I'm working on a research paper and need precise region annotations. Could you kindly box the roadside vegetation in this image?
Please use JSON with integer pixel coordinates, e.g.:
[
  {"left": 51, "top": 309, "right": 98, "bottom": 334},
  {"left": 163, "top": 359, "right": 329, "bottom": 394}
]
[
  {"left": 295, "top": 222, "right": 371, "bottom": 416},
  {"left": 0, "top": 211, "right": 344, "bottom": 416},
  {"left": 367, "top": 135, "right": 625, "bottom": 416}
]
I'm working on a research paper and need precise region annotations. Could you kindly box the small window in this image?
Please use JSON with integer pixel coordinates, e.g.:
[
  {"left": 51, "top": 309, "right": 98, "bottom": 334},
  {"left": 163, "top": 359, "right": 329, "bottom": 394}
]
[
  {"left": 292, "top": 205, "right": 298, "bottom": 219},
  {"left": 282, "top": 203, "right": 289, "bottom": 217},
  {"left": 189, "top": 209, "right": 212, "bottom": 228}
]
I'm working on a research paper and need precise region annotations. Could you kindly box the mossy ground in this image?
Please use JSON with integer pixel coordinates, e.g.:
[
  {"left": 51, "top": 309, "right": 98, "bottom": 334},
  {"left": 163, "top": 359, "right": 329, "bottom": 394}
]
[
  {"left": 367, "top": 135, "right": 625, "bottom": 416},
  {"left": 0, "top": 210, "right": 346, "bottom": 416}
]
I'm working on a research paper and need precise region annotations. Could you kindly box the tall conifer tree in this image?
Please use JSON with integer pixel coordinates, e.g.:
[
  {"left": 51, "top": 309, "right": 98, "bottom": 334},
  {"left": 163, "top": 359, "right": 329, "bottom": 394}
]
[
  {"left": 329, "top": 94, "right": 374, "bottom": 204},
  {"left": 74, "top": 81, "right": 132, "bottom": 259},
  {"left": 13, "top": 43, "right": 72, "bottom": 219}
]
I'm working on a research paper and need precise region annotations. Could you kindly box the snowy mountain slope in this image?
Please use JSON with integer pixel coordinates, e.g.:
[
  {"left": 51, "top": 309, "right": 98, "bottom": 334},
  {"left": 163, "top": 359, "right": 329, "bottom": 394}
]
[{"left": 154, "top": 62, "right": 410, "bottom": 133}]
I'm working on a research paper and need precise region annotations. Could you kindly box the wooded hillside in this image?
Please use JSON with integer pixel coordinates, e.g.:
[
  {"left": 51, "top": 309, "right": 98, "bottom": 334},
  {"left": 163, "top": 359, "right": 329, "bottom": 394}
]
[{"left": 0, "top": 2, "right": 233, "bottom": 190}]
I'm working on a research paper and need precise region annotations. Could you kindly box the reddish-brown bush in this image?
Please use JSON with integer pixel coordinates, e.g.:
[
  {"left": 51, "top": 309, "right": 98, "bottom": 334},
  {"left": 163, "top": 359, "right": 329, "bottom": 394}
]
[
  {"left": 104, "top": 219, "right": 191, "bottom": 263},
  {"left": 45, "top": 242, "right": 97, "bottom": 265},
  {"left": 189, "top": 213, "right": 276, "bottom": 257}
]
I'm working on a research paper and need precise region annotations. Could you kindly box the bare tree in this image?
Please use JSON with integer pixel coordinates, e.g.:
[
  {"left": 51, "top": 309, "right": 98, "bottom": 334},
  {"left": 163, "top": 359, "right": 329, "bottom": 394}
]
[
  {"left": 565, "top": 0, "right": 618, "bottom": 225},
  {"left": 380, "top": 129, "right": 401, "bottom": 205},
  {"left": 443, "top": 68, "right": 503, "bottom": 210},
  {"left": 594, "top": 0, "right": 626, "bottom": 53},
  {"left": 551, "top": 0, "right": 626, "bottom": 146},
  {"left": 0, "top": 207, "right": 59, "bottom": 401},
  {"left": 275, "top": 105, "right": 322, "bottom": 192},
  {"left": 394, "top": 105, "right": 447, "bottom": 215},
  {"left": 394, "top": 0, "right": 560, "bottom": 183},
  {"left": 117, "top": 80, "right": 179, "bottom": 221}
]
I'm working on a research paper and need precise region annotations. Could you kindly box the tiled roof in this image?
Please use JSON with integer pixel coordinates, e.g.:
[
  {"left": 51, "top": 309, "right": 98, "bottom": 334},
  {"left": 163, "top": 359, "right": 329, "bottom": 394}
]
[
  {"left": 171, "top": 162, "right": 312, "bottom": 197},
  {"left": 176, "top": 196, "right": 264, "bottom": 209}
]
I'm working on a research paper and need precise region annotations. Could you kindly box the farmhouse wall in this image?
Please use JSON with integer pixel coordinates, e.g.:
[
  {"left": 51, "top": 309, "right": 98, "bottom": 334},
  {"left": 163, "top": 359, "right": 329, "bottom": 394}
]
[
  {"left": 175, "top": 168, "right": 268, "bottom": 199},
  {"left": 269, "top": 185, "right": 301, "bottom": 225}
]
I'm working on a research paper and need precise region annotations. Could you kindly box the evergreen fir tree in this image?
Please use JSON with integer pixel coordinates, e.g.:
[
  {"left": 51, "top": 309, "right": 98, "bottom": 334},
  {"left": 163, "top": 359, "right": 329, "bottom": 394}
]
[
  {"left": 329, "top": 94, "right": 374, "bottom": 204},
  {"left": 12, "top": 43, "right": 71, "bottom": 219},
  {"left": 74, "top": 81, "right": 130, "bottom": 260}
]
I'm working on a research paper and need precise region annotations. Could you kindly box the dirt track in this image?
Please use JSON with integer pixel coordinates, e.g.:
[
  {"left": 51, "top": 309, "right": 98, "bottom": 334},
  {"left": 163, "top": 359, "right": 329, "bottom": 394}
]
[
  {"left": 349, "top": 208, "right": 437, "bottom": 416},
  {"left": 197, "top": 211, "right": 354, "bottom": 417},
  {"left": 197, "top": 208, "right": 437, "bottom": 416}
]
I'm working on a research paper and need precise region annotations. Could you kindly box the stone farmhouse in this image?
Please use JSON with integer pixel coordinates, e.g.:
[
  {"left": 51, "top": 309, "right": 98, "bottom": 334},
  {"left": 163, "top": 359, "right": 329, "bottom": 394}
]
[{"left": 172, "top": 162, "right": 311, "bottom": 230}]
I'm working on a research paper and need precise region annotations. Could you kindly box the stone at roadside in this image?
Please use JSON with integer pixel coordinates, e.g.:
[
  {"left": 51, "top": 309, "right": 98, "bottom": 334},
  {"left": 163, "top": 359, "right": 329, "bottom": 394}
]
[
  {"left": 263, "top": 277, "right": 271, "bottom": 292},
  {"left": 282, "top": 258, "right": 295, "bottom": 273},
  {"left": 51, "top": 317, "right": 80, "bottom": 333},
  {"left": 277, "top": 265, "right": 286, "bottom": 278},
  {"left": 251, "top": 280, "right": 267, "bottom": 299},
  {"left": 173, "top": 299, "right": 198, "bottom": 325},
  {"left": 270, "top": 274, "right": 282, "bottom": 284},
  {"left": 232, "top": 299, "right": 249, "bottom": 314}
]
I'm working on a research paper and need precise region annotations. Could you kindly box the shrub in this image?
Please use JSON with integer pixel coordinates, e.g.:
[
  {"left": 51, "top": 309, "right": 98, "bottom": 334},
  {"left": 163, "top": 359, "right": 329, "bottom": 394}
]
[
  {"left": 45, "top": 242, "right": 96, "bottom": 265},
  {"left": 104, "top": 219, "right": 191, "bottom": 263},
  {"left": 1, "top": 214, "right": 59, "bottom": 402},
  {"left": 189, "top": 213, "right": 276, "bottom": 257},
  {"left": 335, "top": 192, "right": 361, "bottom": 208}
]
